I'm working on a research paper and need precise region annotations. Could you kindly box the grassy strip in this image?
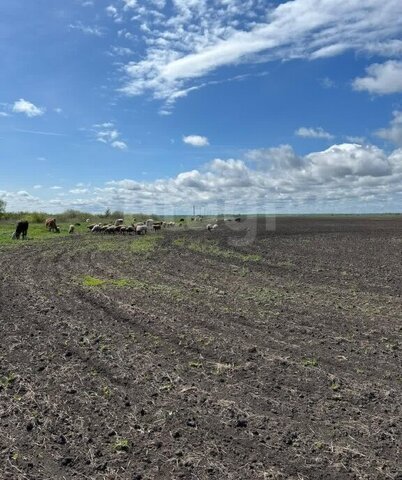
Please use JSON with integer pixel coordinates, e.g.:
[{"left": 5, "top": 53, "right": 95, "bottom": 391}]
[
  {"left": 131, "top": 234, "right": 162, "bottom": 253},
  {"left": 81, "top": 275, "right": 184, "bottom": 299},
  {"left": 173, "top": 238, "right": 261, "bottom": 262}
]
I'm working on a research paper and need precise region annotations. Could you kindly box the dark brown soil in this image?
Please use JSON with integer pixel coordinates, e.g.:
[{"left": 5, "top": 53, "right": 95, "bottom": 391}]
[{"left": 1, "top": 217, "right": 401, "bottom": 479}]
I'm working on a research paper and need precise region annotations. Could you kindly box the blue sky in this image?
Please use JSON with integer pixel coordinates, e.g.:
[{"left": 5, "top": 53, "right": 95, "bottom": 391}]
[{"left": 1, "top": 0, "right": 402, "bottom": 214}]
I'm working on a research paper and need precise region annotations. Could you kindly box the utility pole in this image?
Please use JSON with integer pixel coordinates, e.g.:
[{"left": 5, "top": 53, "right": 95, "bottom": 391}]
[{"left": 193, "top": 205, "right": 195, "bottom": 217}]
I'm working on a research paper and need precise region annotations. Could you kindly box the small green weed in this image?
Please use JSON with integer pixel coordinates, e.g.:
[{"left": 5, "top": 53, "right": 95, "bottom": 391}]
[
  {"left": 189, "top": 361, "right": 203, "bottom": 368},
  {"left": 113, "top": 438, "right": 130, "bottom": 452},
  {"left": 302, "top": 358, "right": 318, "bottom": 367},
  {"left": 0, "top": 372, "right": 17, "bottom": 389}
]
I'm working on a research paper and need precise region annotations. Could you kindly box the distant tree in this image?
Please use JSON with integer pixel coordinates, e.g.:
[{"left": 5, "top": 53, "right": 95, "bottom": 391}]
[
  {"left": 104, "top": 208, "right": 111, "bottom": 218},
  {"left": 0, "top": 199, "right": 6, "bottom": 218}
]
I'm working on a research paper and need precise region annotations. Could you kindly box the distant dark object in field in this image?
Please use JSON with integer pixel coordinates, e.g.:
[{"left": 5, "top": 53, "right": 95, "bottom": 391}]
[
  {"left": 75, "top": 223, "right": 81, "bottom": 226},
  {"left": 13, "top": 220, "right": 29, "bottom": 240},
  {"left": 179, "top": 218, "right": 185, "bottom": 222},
  {"left": 235, "top": 217, "right": 241, "bottom": 222},
  {"left": 46, "top": 218, "right": 59, "bottom": 232},
  {"left": 191, "top": 217, "right": 194, "bottom": 221}
]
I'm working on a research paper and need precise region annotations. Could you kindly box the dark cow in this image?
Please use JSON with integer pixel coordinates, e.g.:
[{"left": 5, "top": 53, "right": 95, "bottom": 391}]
[
  {"left": 45, "top": 218, "right": 60, "bottom": 232},
  {"left": 13, "top": 220, "right": 29, "bottom": 240}
]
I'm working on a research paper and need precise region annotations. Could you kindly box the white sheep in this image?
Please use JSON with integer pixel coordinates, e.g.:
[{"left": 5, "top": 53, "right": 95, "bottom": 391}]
[
  {"left": 136, "top": 224, "right": 148, "bottom": 235},
  {"left": 68, "top": 225, "right": 75, "bottom": 234}
]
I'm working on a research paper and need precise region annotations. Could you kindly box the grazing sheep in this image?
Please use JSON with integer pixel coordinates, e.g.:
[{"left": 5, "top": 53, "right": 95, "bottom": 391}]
[
  {"left": 115, "top": 218, "right": 124, "bottom": 226},
  {"left": 105, "top": 225, "right": 116, "bottom": 234},
  {"left": 136, "top": 224, "right": 147, "bottom": 235},
  {"left": 235, "top": 217, "right": 241, "bottom": 222},
  {"left": 153, "top": 222, "right": 163, "bottom": 231},
  {"left": 146, "top": 218, "right": 154, "bottom": 228},
  {"left": 91, "top": 224, "right": 102, "bottom": 233},
  {"left": 212, "top": 224, "right": 218, "bottom": 230},
  {"left": 68, "top": 225, "right": 75, "bottom": 234},
  {"left": 13, "top": 220, "right": 29, "bottom": 240},
  {"left": 206, "top": 224, "right": 213, "bottom": 231},
  {"left": 86, "top": 218, "right": 90, "bottom": 223}
]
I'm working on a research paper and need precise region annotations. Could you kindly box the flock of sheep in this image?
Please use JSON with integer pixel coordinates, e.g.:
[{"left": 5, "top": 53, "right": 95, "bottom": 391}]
[
  {"left": 86, "top": 218, "right": 177, "bottom": 235},
  {"left": 11, "top": 215, "right": 227, "bottom": 240}
]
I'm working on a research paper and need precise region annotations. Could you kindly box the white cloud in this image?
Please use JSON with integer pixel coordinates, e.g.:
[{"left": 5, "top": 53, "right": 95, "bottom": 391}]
[
  {"left": 109, "top": 46, "right": 134, "bottom": 56},
  {"left": 246, "top": 145, "right": 303, "bottom": 170},
  {"left": 118, "top": 0, "right": 402, "bottom": 108},
  {"left": 353, "top": 61, "right": 402, "bottom": 95},
  {"left": 54, "top": 107, "right": 63, "bottom": 114},
  {"left": 106, "top": 4, "right": 123, "bottom": 22},
  {"left": 0, "top": 111, "right": 9, "bottom": 117},
  {"left": 50, "top": 186, "right": 63, "bottom": 190},
  {"left": 33, "top": 185, "right": 42, "bottom": 189},
  {"left": 122, "top": 0, "right": 137, "bottom": 10},
  {"left": 69, "top": 22, "right": 104, "bottom": 36},
  {"left": 69, "top": 188, "right": 89, "bottom": 194},
  {"left": 345, "top": 136, "right": 365, "bottom": 144},
  {"left": 111, "top": 140, "right": 128, "bottom": 150},
  {"left": 375, "top": 111, "right": 402, "bottom": 146},
  {"left": 97, "top": 129, "right": 119, "bottom": 143},
  {"left": 92, "top": 122, "right": 128, "bottom": 150},
  {"left": 295, "top": 127, "right": 334, "bottom": 139},
  {"left": 183, "top": 135, "right": 209, "bottom": 147},
  {"left": 12, "top": 99, "right": 45, "bottom": 117},
  {"left": 306, "top": 143, "right": 392, "bottom": 179}
]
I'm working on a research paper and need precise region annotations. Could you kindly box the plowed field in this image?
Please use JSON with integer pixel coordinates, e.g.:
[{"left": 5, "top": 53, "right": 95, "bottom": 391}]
[{"left": 0, "top": 217, "right": 401, "bottom": 479}]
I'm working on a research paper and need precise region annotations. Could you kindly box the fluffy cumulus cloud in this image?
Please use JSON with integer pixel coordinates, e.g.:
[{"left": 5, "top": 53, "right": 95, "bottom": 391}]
[
  {"left": 93, "top": 123, "right": 128, "bottom": 150},
  {"left": 353, "top": 61, "right": 402, "bottom": 95},
  {"left": 295, "top": 127, "right": 334, "bottom": 139},
  {"left": 12, "top": 99, "right": 45, "bottom": 117},
  {"left": 183, "top": 135, "right": 209, "bottom": 147},
  {"left": 375, "top": 111, "right": 402, "bottom": 146},
  {"left": 3, "top": 142, "right": 400, "bottom": 213},
  {"left": 110, "top": 0, "right": 402, "bottom": 110}
]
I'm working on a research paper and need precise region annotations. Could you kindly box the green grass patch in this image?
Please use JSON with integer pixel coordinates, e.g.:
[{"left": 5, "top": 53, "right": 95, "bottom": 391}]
[
  {"left": 80, "top": 275, "right": 185, "bottom": 300},
  {"left": 175, "top": 238, "right": 261, "bottom": 262},
  {"left": 131, "top": 234, "right": 161, "bottom": 253},
  {"left": 0, "top": 222, "right": 88, "bottom": 247},
  {"left": 82, "top": 276, "right": 107, "bottom": 287}
]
